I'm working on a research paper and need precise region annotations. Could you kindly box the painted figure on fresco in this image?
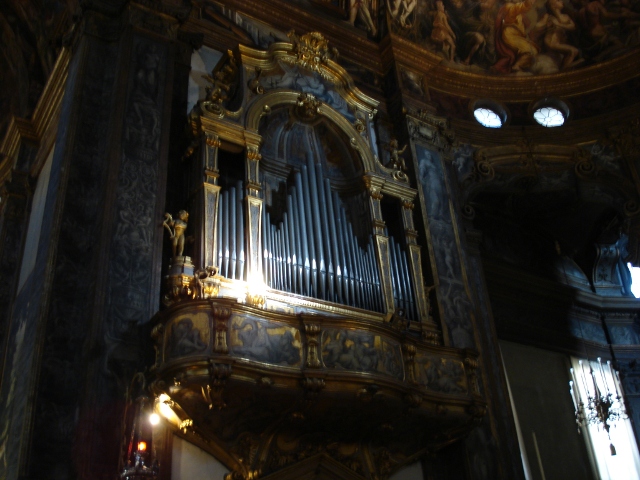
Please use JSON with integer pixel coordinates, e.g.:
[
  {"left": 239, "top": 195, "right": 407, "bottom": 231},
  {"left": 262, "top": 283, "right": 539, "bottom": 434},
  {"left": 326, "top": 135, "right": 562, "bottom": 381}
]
[
  {"left": 387, "top": 0, "right": 640, "bottom": 73},
  {"left": 170, "top": 318, "right": 207, "bottom": 356},
  {"left": 163, "top": 210, "right": 189, "bottom": 258},
  {"left": 232, "top": 318, "right": 300, "bottom": 365},
  {"left": 389, "top": 0, "right": 418, "bottom": 27},
  {"left": 578, "top": 0, "right": 639, "bottom": 55},
  {"left": 323, "top": 330, "right": 379, "bottom": 372},
  {"left": 540, "top": 0, "right": 582, "bottom": 68},
  {"left": 430, "top": 1, "right": 458, "bottom": 61},
  {"left": 348, "top": 0, "right": 378, "bottom": 36},
  {"left": 421, "top": 358, "right": 466, "bottom": 393},
  {"left": 460, "top": 0, "right": 500, "bottom": 64},
  {"left": 493, "top": 0, "right": 540, "bottom": 72}
]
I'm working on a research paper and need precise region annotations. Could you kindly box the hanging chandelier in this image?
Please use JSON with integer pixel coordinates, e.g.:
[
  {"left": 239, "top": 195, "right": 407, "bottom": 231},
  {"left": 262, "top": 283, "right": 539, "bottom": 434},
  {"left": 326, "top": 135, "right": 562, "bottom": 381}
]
[{"left": 569, "top": 357, "right": 627, "bottom": 455}]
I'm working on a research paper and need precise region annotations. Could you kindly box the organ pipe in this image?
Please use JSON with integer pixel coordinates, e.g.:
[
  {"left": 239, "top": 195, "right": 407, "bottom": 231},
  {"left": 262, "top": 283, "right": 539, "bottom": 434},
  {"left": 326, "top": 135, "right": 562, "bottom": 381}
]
[
  {"left": 214, "top": 161, "right": 415, "bottom": 318},
  {"left": 255, "top": 159, "right": 385, "bottom": 312},
  {"left": 216, "top": 185, "right": 247, "bottom": 282}
]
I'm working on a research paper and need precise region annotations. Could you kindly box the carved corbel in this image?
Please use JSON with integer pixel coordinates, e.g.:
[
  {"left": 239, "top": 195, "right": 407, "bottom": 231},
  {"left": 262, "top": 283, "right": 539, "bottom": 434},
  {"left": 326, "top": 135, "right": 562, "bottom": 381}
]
[
  {"left": 402, "top": 344, "right": 417, "bottom": 384},
  {"left": 212, "top": 305, "right": 232, "bottom": 353},
  {"left": 304, "top": 324, "right": 322, "bottom": 368},
  {"left": 202, "top": 360, "right": 232, "bottom": 409},
  {"left": 194, "top": 266, "right": 220, "bottom": 299},
  {"left": 302, "top": 376, "right": 326, "bottom": 404},
  {"left": 364, "top": 175, "right": 385, "bottom": 235}
]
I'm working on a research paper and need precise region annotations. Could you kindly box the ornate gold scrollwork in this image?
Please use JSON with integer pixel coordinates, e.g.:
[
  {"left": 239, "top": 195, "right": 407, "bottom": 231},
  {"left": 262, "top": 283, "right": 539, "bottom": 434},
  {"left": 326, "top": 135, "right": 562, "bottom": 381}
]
[
  {"left": 203, "top": 361, "right": 232, "bottom": 409},
  {"left": 353, "top": 118, "right": 366, "bottom": 133},
  {"left": 202, "top": 50, "right": 239, "bottom": 117},
  {"left": 195, "top": 266, "right": 220, "bottom": 299},
  {"left": 248, "top": 67, "right": 264, "bottom": 95},
  {"left": 286, "top": 30, "right": 338, "bottom": 74},
  {"left": 179, "top": 419, "right": 194, "bottom": 434},
  {"left": 224, "top": 471, "right": 260, "bottom": 480},
  {"left": 245, "top": 290, "right": 266, "bottom": 308}
]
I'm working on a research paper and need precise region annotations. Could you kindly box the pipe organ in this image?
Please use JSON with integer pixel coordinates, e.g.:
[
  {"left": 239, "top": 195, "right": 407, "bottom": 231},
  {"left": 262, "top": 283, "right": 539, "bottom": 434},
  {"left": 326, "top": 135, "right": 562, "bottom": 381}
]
[{"left": 151, "top": 34, "right": 486, "bottom": 479}]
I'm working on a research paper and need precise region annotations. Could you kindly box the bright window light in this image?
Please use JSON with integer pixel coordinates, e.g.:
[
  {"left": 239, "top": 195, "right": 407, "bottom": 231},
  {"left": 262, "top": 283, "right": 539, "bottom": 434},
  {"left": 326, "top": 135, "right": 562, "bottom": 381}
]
[
  {"left": 533, "top": 107, "right": 565, "bottom": 127},
  {"left": 571, "top": 357, "right": 640, "bottom": 480},
  {"left": 474, "top": 107, "right": 503, "bottom": 128},
  {"left": 628, "top": 263, "right": 640, "bottom": 298}
]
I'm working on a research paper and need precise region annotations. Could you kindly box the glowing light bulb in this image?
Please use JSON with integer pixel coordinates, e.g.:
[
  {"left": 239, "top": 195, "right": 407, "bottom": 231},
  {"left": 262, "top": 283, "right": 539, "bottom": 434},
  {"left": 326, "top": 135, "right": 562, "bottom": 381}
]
[
  {"left": 149, "top": 413, "right": 160, "bottom": 425},
  {"left": 137, "top": 441, "right": 147, "bottom": 452}
]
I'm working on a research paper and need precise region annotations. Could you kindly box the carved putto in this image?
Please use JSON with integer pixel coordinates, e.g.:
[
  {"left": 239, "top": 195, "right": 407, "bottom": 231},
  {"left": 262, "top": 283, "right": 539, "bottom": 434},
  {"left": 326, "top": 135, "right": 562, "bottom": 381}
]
[
  {"left": 385, "top": 138, "right": 408, "bottom": 171},
  {"left": 295, "top": 93, "right": 322, "bottom": 120},
  {"left": 163, "top": 210, "right": 189, "bottom": 258}
]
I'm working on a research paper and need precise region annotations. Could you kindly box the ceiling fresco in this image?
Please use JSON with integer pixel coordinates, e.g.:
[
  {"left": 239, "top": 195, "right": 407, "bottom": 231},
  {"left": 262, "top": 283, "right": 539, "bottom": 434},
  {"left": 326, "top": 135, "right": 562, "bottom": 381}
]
[
  {"left": 389, "top": 0, "right": 640, "bottom": 74},
  {"left": 286, "top": 0, "right": 640, "bottom": 75}
]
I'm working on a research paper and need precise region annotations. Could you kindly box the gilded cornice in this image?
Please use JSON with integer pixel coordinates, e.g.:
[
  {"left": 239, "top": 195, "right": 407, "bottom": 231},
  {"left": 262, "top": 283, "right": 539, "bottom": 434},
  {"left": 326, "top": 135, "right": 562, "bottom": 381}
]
[{"left": 238, "top": 39, "right": 379, "bottom": 115}]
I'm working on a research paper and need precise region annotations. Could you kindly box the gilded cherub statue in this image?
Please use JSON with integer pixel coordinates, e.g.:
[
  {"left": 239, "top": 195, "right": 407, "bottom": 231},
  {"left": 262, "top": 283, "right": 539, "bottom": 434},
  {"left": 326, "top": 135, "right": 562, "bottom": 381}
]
[
  {"left": 385, "top": 138, "right": 408, "bottom": 171},
  {"left": 163, "top": 210, "right": 189, "bottom": 258}
]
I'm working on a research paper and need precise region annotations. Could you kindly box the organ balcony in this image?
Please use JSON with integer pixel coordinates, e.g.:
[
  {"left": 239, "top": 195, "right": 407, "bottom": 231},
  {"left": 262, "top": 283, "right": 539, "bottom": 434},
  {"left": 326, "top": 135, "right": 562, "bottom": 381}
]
[{"left": 149, "top": 32, "right": 487, "bottom": 478}]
